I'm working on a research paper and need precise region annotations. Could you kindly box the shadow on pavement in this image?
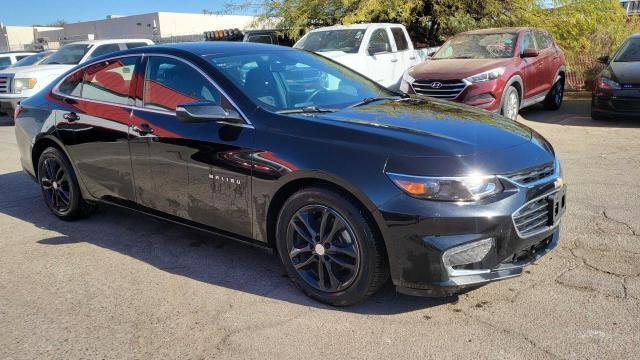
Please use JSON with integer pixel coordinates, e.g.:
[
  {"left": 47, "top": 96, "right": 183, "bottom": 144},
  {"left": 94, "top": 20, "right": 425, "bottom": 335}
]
[
  {"left": 519, "top": 98, "right": 640, "bottom": 128},
  {"left": 0, "top": 170, "right": 452, "bottom": 315}
]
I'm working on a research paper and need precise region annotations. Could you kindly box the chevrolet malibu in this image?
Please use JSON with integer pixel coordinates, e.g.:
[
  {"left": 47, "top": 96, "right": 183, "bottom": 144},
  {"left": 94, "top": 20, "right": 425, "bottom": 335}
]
[{"left": 14, "top": 42, "right": 566, "bottom": 306}]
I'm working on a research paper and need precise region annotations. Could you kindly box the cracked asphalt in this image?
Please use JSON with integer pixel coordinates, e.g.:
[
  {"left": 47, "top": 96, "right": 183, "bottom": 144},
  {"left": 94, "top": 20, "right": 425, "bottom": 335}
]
[{"left": 1, "top": 96, "right": 639, "bottom": 359}]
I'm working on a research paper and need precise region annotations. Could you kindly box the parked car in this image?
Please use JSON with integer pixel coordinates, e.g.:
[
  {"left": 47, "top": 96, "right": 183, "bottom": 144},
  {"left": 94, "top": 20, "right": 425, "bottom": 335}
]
[
  {"left": 294, "top": 23, "right": 421, "bottom": 89},
  {"left": 591, "top": 33, "right": 640, "bottom": 120},
  {"left": 400, "top": 27, "right": 566, "bottom": 120},
  {"left": 7, "top": 50, "right": 56, "bottom": 69},
  {"left": 0, "top": 51, "right": 38, "bottom": 70},
  {"left": 205, "top": 28, "right": 297, "bottom": 46},
  {"left": 15, "top": 42, "right": 566, "bottom": 306},
  {"left": 0, "top": 39, "right": 153, "bottom": 114}
]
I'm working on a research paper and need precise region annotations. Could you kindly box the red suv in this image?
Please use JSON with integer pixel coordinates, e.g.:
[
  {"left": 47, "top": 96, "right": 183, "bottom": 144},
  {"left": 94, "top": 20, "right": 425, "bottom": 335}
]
[{"left": 400, "top": 28, "right": 566, "bottom": 120}]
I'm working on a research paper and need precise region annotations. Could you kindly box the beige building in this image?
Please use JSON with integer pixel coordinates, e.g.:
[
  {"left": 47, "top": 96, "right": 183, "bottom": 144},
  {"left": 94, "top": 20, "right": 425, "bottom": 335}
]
[
  {"left": 0, "top": 24, "right": 61, "bottom": 51},
  {"left": 34, "top": 12, "right": 271, "bottom": 45}
]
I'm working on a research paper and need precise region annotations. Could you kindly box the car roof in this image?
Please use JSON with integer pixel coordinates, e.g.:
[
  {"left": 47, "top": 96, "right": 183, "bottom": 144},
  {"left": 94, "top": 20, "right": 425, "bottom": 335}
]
[
  {"left": 0, "top": 51, "right": 38, "bottom": 55},
  {"left": 631, "top": 33, "right": 640, "bottom": 39},
  {"left": 128, "top": 41, "right": 292, "bottom": 55},
  {"left": 461, "top": 27, "right": 540, "bottom": 35},
  {"left": 308, "top": 23, "right": 404, "bottom": 32},
  {"left": 66, "top": 39, "right": 154, "bottom": 46}
]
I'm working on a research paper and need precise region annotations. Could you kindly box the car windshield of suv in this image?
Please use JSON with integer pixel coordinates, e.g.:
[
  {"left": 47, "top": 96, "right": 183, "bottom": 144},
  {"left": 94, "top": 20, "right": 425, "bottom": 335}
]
[
  {"left": 294, "top": 29, "right": 366, "bottom": 53},
  {"left": 613, "top": 38, "right": 640, "bottom": 62},
  {"left": 42, "top": 44, "right": 91, "bottom": 65},
  {"left": 433, "top": 33, "right": 517, "bottom": 59},
  {"left": 207, "top": 49, "right": 393, "bottom": 112}
]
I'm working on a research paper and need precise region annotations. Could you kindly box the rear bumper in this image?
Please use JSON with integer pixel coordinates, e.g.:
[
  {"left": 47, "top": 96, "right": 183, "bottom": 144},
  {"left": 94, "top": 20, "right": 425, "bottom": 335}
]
[{"left": 592, "top": 93, "right": 640, "bottom": 119}]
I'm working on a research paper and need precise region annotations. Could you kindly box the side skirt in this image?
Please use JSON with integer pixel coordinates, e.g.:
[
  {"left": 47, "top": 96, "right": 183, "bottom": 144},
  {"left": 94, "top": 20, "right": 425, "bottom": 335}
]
[
  {"left": 98, "top": 198, "right": 274, "bottom": 254},
  {"left": 521, "top": 91, "right": 549, "bottom": 109}
]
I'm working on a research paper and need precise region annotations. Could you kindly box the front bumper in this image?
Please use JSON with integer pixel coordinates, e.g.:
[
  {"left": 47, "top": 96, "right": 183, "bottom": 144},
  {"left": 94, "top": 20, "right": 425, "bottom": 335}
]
[
  {"left": 0, "top": 96, "right": 26, "bottom": 112},
  {"left": 379, "top": 168, "right": 566, "bottom": 297}
]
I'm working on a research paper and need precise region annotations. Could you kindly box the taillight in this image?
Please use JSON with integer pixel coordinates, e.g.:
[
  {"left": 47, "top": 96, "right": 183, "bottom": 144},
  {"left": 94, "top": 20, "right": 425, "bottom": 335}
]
[{"left": 13, "top": 104, "right": 24, "bottom": 120}]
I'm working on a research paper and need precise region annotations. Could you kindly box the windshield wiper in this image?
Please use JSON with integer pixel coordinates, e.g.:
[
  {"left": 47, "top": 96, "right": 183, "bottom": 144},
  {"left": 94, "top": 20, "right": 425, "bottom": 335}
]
[
  {"left": 349, "top": 96, "right": 411, "bottom": 108},
  {"left": 277, "top": 106, "right": 338, "bottom": 114}
]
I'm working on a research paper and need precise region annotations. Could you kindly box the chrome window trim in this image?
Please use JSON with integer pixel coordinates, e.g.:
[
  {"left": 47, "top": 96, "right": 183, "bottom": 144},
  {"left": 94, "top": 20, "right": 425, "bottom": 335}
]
[{"left": 51, "top": 52, "right": 254, "bottom": 129}]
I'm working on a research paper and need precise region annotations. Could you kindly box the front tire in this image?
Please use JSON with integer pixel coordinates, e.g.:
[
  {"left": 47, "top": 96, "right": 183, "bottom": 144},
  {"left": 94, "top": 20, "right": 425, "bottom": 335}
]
[
  {"left": 276, "top": 187, "right": 388, "bottom": 306},
  {"left": 501, "top": 86, "right": 520, "bottom": 121},
  {"left": 37, "top": 147, "right": 96, "bottom": 220}
]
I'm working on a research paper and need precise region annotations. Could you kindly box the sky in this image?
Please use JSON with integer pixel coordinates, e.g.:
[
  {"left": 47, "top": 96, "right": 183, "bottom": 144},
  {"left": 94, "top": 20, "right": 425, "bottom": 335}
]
[{"left": 1, "top": 0, "right": 251, "bottom": 26}]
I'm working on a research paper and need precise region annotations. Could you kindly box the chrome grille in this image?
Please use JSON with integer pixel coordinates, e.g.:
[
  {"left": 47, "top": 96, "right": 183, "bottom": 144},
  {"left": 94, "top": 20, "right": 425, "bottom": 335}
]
[
  {"left": 0, "top": 76, "right": 10, "bottom": 94},
  {"left": 411, "top": 79, "right": 467, "bottom": 99},
  {"left": 506, "top": 162, "right": 555, "bottom": 185},
  {"left": 513, "top": 197, "right": 551, "bottom": 238}
]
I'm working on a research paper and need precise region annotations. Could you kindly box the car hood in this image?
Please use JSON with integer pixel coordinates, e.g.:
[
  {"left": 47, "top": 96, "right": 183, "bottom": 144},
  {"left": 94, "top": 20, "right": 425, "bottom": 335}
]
[
  {"left": 311, "top": 98, "right": 534, "bottom": 157},
  {"left": 608, "top": 62, "right": 640, "bottom": 84},
  {"left": 408, "top": 58, "right": 514, "bottom": 80},
  {"left": 314, "top": 51, "right": 357, "bottom": 60},
  {"left": 0, "top": 64, "right": 74, "bottom": 77}
]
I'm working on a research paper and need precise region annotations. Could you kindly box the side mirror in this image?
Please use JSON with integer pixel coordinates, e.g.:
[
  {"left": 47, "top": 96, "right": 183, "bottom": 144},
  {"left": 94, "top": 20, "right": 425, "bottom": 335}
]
[
  {"left": 176, "top": 102, "right": 244, "bottom": 125},
  {"left": 368, "top": 42, "right": 388, "bottom": 56},
  {"left": 427, "top": 51, "right": 436, "bottom": 58},
  {"left": 597, "top": 55, "right": 610, "bottom": 64},
  {"left": 521, "top": 48, "right": 539, "bottom": 58}
]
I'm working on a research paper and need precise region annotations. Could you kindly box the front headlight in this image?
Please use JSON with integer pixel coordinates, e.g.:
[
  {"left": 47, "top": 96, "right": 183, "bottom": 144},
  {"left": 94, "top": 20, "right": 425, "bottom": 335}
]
[
  {"left": 13, "top": 78, "right": 37, "bottom": 94},
  {"left": 386, "top": 173, "right": 504, "bottom": 202},
  {"left": 464, "top": 67, "right": 505, "bottom": 83},
  {"left": 400, "top": 70, "right": 415, "bottom": 93},
  {"left": 402, "top": 70, "right": 414, "bottom": 84}
]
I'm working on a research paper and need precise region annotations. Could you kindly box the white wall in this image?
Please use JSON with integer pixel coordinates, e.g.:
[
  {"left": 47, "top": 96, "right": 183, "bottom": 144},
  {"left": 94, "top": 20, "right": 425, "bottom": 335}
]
[
  {"left": 37, "top": 13, "right": 161, "bottom": 43},
  {"left": 0, "top": 25, "right": 61, "bottom": 51},
  {"left": 157, "top": 13, "right": 262, "bottom": 37}
]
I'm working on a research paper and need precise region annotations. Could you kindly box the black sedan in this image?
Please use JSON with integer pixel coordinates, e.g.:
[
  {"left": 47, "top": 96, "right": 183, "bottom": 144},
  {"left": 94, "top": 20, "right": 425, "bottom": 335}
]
[
  {"left": 14, "top": 42, "right": 566, "bottom": 306},
  {"left": 592, "top": 33, "right": 640, "bottom": 120}
]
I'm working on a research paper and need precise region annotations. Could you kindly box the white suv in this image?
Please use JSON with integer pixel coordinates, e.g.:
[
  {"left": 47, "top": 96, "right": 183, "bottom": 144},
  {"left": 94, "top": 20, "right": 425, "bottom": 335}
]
[
  {"left": 0, "top": 39, "right": 153, "bottom": 114},
  {"left": 0, "top": 51, "right": 38, "bottom": 70}
]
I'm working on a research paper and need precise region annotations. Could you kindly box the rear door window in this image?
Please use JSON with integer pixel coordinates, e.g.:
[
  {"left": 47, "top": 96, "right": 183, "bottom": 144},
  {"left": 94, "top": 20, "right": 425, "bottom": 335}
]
[
  {"left": 390, "top": 28, "right": 409, "bottom": 51},
  {"left": 143, "top": 56, "right": 223, "bottom": 112},
  {"left": 88, "top": 44, "right": 123, "bottom": 59},
  {"left": 81, "top": 57, "right": 138, "bottom": 105},
  {"left": 247, "top": 35, "right": 273, "bottom": 44},
  {"left": 534, "top": 31, "right": 552, "bottom": 50}
]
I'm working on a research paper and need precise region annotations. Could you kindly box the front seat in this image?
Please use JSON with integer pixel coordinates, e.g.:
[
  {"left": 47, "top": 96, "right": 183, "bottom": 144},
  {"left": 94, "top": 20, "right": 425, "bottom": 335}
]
[{"left": 244, "top": 65, "right": 284, "bottom": 108}]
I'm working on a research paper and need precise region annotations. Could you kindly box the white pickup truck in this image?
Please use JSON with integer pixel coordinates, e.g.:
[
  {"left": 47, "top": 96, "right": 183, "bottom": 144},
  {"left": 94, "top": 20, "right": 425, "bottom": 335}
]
[
  {"left": 294, "top": 23, "right": 423, "bottom": 89},
  {"left": 0, "top": 39, "right": 153, "bottom": 114}
]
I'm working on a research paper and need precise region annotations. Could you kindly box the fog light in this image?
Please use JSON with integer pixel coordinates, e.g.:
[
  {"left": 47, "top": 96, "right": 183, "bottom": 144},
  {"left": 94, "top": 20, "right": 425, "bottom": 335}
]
[{"left": 442, "top": 238, "right": 493, "bottom": 276}]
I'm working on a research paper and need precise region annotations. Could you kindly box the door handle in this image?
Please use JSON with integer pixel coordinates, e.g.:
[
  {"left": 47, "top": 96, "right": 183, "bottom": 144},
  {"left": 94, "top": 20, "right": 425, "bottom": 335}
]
[
  {"left": 390, "top": 58, "right": 398, "bottom": 63},
  {"left": 132, "top": 123, "right": 154, "bottom": 136},
  {"left": 409, "top": 56, "right": 416, "bottom": 60},
  {"left": 62, "top": 112, "right": 80, "bottom": 122}
]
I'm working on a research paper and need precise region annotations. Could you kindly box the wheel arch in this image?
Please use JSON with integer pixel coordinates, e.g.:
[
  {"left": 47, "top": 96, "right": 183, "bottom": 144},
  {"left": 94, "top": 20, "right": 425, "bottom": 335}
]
[
  {"left": 264, "top": 172, "right": 387, "bottom": 253},
  {"left": 505, "top": 75, "right": 524, "bottom": 102}
]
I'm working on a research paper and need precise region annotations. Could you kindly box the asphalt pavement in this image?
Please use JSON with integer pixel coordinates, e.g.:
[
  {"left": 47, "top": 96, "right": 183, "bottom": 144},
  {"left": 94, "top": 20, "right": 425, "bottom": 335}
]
[{"left": 1, "top": 97, "right": 639, "bottom": 359}]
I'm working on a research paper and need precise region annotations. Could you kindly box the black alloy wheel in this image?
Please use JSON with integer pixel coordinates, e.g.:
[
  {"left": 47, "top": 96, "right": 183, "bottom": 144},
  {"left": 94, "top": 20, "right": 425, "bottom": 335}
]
[
  {"left": 286, "top": 204, "right": 360, "bottom": 292},
  {"left": 37, "top": 147, "right": 96, "bottom": 220},
  {"left": 276, "top": 187, "right": 388, "bottom": 306}
]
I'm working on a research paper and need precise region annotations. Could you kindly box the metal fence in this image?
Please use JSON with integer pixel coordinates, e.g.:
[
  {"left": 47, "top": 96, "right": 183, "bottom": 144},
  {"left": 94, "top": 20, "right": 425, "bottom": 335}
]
[{"left": 565, "top": 53, "right": 606, "bottom": 91}]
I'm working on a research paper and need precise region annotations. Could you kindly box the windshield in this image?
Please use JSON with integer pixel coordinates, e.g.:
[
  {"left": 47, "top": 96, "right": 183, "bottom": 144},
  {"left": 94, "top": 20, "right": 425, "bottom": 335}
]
[
  {"left": 294, "top": 29, "right": 366, "bottom": 53},
  {"left": 11, "top": 52, "right": 50, "bottom": 67},
  {"left": 433, "top": 33, "right": 517, "bottom": 59},
  {"left": 206, "top": 49, "right": 393, "bottom": 112},
  {"left": 613, "top": 38, "right": 640, "bottom": 62},
  {"left": 42, "top": 44, "right": 91, "bottom": 65}
]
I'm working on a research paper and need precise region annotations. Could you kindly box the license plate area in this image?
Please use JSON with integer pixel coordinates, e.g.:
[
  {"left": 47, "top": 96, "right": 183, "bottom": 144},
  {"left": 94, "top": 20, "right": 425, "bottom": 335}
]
[{"left": 548, "top": 187, "right": 566, "bottom": 225}]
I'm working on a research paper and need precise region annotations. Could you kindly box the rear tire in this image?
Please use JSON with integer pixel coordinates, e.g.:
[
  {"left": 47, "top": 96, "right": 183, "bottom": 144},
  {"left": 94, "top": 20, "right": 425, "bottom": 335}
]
[
  {"left": 544, "top": 78, "right": 564, "bottom": 110},
  {"left": 37, "top": 147, "right": 96, "bottom": 220},
  {"left": 501, "top": 86, "right": 520, "bottom": 121},
  {"left": 276, "top": 187, "right": 388, "bottom": 306}
]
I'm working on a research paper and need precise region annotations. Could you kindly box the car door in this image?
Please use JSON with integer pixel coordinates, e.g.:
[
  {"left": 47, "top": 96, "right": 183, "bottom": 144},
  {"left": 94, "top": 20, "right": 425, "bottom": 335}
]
[
  {"left": 128, "top": 55, "right": 254, "bottom": 238},
  {"left": 364, "top": 27, "right": 398, "bottom": 87},
  {"left": 389, "top": 27, "right": 416, "bottom": 88},
  {"left": 519, "top": 31, "right": 543, "bottom": 99},
  {"left": 534, "top": 30, "right": 557, "bottom": 92},
  {"left": 54, "top": 56, "right": 140, "bottom": 202}
]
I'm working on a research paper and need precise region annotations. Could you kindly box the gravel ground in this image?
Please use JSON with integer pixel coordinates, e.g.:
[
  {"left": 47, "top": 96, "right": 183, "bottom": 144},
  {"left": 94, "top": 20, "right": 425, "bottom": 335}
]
[{"left": 0, "top": 98, "right": 639, "bottom": 359}]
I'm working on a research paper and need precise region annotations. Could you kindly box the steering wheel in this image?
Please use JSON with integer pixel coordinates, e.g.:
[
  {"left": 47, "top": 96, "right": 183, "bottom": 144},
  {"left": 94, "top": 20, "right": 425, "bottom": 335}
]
[{"left": 304, "top": 89, "right": 329, "bottom": 104}]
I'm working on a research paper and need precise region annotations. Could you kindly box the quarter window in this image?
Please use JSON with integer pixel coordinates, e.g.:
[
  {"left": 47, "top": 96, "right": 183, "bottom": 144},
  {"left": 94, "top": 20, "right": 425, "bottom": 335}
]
[
  {"left": 143, "top": 56, "right": 224, "bottom": 112},
  {"left": 391, "top": 28, "right": 409, "bottom": 51},
  {"left": 57, "top": 70, "right": 84, "bottom": 97},
  {"left": 81, "top": 57, "right": 137, "bottom": 105}
]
